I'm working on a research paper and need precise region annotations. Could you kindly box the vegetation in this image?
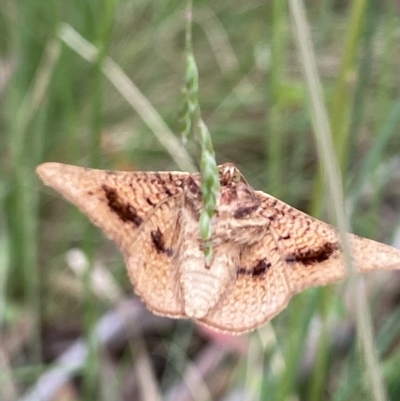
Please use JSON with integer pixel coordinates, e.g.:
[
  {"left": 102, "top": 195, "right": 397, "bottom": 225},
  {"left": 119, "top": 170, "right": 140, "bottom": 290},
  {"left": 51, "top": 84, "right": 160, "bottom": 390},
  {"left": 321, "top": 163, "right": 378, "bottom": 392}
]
[{"left": 1, "top": 0, "right": 400, "bottom": 400}]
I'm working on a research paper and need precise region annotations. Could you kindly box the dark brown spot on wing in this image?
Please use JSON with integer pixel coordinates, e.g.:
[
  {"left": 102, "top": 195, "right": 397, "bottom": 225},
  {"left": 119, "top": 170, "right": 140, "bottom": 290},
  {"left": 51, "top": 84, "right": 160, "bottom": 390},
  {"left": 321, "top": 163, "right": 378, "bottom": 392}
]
[
  {"left": 164, "top": 187, "right": 173, "bottom": 197},
  {"left": 102, "top": 185, "right": 143, "bottom": 227},
  {"left": 154, "top": 172, "right": 177, "bottom": 197},
  {"left": 237, "top": 258, "right": 271, "bottom": 278},
  {"left": 233, "top": 204, "right": 259, "bottom": 219},
  {"left": 187, "top": 176, "right": 200, "bottom": 194},
  {"left": 146, "top": 197, "right": 156, "bottom": 206},
  {"left": 151, "top": 228, "right": 172, "bottom": 256},
  {"left": 285, "top": 242, "right": 339, "bottom": 266}
]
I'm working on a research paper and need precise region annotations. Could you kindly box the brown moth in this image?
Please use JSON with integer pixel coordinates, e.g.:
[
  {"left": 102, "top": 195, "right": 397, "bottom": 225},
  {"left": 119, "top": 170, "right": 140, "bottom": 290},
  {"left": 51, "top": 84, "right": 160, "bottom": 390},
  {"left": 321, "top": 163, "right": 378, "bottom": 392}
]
[{"left": 36, "top": 162, "right": 400, "bottom": 334}]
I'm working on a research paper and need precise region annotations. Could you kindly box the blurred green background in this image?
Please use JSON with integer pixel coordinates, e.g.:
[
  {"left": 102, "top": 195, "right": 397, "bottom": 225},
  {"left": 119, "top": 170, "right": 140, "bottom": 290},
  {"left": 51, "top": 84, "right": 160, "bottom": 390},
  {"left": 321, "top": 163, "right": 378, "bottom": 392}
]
[{"left": 2, "top": 0, "right": 400, "bottom": 400}]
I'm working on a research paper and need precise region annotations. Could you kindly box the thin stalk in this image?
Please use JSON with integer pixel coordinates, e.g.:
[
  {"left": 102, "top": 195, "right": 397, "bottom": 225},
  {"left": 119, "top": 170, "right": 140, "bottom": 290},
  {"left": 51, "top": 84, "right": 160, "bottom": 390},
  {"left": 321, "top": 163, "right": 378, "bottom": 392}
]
[{"left": 288, "top": 1, "right": 388, "bottom": 400}]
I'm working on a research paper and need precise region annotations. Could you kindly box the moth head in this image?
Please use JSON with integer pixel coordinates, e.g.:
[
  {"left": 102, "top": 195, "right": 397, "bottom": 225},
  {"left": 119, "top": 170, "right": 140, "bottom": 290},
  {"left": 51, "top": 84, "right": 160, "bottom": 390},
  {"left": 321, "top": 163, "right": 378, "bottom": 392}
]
[
  {"left": 217, "top": 164, "right": 260, "bottom": 219},
  {"left": 218, "top": 163, "right": 248, "bottom": 186},
  {"left": 183, "top": 164, "right": 259, "bottom": 219}
]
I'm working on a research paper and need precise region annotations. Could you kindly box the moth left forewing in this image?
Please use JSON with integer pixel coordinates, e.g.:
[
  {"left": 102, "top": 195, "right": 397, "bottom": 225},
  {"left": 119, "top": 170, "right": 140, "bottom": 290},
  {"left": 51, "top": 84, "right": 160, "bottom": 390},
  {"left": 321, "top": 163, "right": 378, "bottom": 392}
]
[
  {"left": 199, "top": 231, "right": 292, "bottom": 334},
  {"left": 36, "top": 163, "right": 188, "bottom": 251}
]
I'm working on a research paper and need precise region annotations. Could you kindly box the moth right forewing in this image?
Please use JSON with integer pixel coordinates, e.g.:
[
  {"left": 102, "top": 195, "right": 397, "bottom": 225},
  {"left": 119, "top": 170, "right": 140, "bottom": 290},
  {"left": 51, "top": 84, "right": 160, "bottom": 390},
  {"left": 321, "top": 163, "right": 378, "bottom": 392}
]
[
  {"left": 125, "top": 194, "right": 185, "bottom": 318},
  {"left": 261, "top": 191, "right": 400, "bottom": 292},
  {"left": 254, "top": 190, "right": 348, "bottom": 292}
]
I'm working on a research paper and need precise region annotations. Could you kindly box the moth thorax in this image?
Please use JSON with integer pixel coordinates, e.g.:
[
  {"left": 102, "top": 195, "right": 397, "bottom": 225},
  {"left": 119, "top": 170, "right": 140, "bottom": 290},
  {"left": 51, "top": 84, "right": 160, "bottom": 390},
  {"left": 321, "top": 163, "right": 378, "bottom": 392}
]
[{"left": 182, "top": 176, "right": 202, "bottom": 217}]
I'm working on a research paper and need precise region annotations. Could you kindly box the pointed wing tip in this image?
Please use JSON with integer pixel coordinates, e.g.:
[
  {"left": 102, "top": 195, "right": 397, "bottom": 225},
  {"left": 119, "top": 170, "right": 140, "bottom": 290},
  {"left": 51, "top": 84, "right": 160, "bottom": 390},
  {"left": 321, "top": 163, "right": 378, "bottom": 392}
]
[
  {"left": 36, "top": 162, "right": 88, "bottom": 189},
  {"left": 36, "top": 162, "right": 64, "bottom": 182},
  {"left": 351, "top": 235, "right": 400, "bottom": 272},
  {"left": 36, "top": 162, "right": 95, "bottom": 202}
]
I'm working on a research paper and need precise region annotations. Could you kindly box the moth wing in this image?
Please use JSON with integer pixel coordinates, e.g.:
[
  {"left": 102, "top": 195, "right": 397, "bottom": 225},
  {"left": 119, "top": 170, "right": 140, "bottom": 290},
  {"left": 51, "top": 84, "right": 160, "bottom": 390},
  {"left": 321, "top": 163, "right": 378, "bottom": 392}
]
[
  {"left": 36, "top": 163, "right": 188, "bottom": 251},
  {"left": 256, "top": 191, "right": 400, "bottom": 294},
  {"left": 199, "top": 190, "right": 400, "bottom": 334},
  {"left": 125, "top": 195, "right": 185, "bottom": 318},
  {"left": 199, "top": 230, "right": 292, "bottom": 334}
]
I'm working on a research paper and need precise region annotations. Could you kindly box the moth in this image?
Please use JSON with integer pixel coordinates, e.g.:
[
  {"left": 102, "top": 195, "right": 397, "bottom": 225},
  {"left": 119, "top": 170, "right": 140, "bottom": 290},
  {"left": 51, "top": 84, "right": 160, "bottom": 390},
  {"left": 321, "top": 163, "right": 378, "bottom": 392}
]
[{"left": 36, "top": 162, "right": 400, "bottom": 334}]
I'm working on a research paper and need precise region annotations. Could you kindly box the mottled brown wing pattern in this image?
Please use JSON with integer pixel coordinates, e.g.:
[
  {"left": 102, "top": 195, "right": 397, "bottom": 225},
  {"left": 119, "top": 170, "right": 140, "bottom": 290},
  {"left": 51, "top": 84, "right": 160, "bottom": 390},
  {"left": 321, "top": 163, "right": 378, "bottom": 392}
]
[
  {"left": 125, "top": 195, "right": 185, "bottom": 318},
  {"left": 36, "top": 163, "right": 188, "bottom": 252},
  {"left": 201, "top": 231, "right": 291, "bottom": 334},
  {"left": 256, "top": 191, "right": 400, "bottom": 294},
  {"left": 254, "top": 191, "right": 346, "bottom": 294}
]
